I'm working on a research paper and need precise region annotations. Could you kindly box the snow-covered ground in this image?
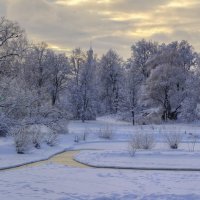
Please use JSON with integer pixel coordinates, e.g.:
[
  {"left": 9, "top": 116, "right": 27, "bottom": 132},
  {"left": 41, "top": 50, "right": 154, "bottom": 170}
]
[
  {"left": 1, "top": 116, "right": 200, "bottom": 199},
  {"left": 69, "top": 116, "right": 200, "bottom": 143},
  {"left": 75, "top": 149, "right": 200, "bottom": 169},
  {"left": 0, "top": 135, "right": 74, "bottom": 169},
  {"left": 1, "top": 116, "right": 200, "bottom": 169},
  {"left": 1, "top": 164, "right": 200, "bottom": 200}
]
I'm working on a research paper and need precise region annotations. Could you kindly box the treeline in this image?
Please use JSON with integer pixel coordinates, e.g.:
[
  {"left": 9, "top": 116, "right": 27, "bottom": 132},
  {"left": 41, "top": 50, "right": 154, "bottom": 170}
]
[{"left": 0, "top": 17, "right": 200, "bottom": 133}]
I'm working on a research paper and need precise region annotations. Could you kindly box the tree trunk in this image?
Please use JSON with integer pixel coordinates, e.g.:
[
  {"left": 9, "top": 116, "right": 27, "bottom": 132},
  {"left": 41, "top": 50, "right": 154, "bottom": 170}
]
[
  {"left": 81, "top": 112, "right": 85, "bottom": 123},
  {"left": 131, "top": 110, "right": 135, "bottom": 125},
  {"left": 51, "top": 94, "right": 56, "bottom": 106}
]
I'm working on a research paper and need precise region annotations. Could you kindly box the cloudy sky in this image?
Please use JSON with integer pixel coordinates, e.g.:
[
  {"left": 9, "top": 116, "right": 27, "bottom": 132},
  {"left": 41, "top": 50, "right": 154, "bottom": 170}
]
[{"left": 0, "top": 0, "right": 200, "bottom": 58}]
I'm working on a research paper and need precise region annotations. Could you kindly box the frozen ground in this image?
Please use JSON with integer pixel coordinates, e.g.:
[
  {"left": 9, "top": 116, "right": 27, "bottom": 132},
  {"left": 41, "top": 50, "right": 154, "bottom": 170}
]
[
  {"left": 1, "top": 116, "right": 200, "bottom": 169},
  {"left": 75, "top": 149, "right": 200, "bottom": 169},
  {"left": 69, "top": 116, "right": 200, "bottom": 142},
  {"left": 0, "top": 135, "right": 74, "bottom": 169},
  {"left": 1, "top": 164, "right": 200, "bottom": 200},
  {"left": 1, "top": 116, "right": 200, "bottom": 199}
]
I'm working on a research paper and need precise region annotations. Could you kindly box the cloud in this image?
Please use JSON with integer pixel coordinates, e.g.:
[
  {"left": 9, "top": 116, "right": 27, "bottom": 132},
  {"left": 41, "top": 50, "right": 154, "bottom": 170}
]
[
  {"left": 0, "top": 0, "right": 6, "bottom": 16},
  {"left": 0, "top": 0, "right": 200, "bottom": 58}
]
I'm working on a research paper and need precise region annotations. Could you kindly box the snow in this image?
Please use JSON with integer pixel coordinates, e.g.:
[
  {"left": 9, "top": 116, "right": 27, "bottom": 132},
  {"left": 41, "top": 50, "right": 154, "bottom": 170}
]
[
  {"left": 75, "top": 149, "right": 200, "bottom": 169},
  {"left": 1, "top": 117, "right": 200, "bottom": 199},
  {"left": 69, "top": 116, "right": 200, "bottom": 142},
  {"left": 0, "top": 164, "right": 200, "bottom": 200},
  {"left": 0, "top": 135, "right": 74, "bottom": 169},
  {"left": 0, "top": 117, "right": 200, "bottom": 169}
]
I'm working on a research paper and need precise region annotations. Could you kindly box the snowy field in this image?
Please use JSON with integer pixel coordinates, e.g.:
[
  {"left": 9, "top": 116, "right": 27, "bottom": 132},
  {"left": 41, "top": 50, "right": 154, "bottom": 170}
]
[
  {"left": 75, "top": 149, "right": 200, "bottom": 170},
  {"left": 1, "top": 116, "right": 200, "bottom": 199},
  {"left": 0, "top": 135, "right": 74, "bottom": 169},
  {"left": 1, "top": 164, "right": 200, "bottom": 200}
]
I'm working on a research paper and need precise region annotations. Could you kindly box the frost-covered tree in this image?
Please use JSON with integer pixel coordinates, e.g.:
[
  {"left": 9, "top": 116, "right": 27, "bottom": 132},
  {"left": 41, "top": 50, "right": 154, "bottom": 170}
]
[
  {"left": 179, "top": 74, "right": 200, "bottom": 121},
  {"left": 0, "top": 17, "right": 26, "bottom": 64},
  {"left": 67, "top": 48, "right": 86, "bottom": 119},
  {"left": 68, "top": 47, "right": 97, "bottom": 121},
  {"left": 121, "top": 59, "right": 143, "bottom": 125},
  {"left": 175, "top": 40, "right": 196, "bottom": 70},
  {"left": 1, "top": 15, "right": 200, "bottom": 130},
  {"left": 45, "top": 50, "right": 70, "bottom": 106},
  {"left": 0, "top": 17, "right": 27, "bottom": 121},
  {"left": 79, "top": 48, "right": 97, "bottom": 122},
  {"left": 98, "top": 49, "right": 123, "bottom": 114},
  {"left": 145, "top": 64, "right": 197, "bottom": 121},
  {"left": 131, "top": 39, "right": 158, "bottom": 77},
  {"left": 146, "top": 40, "right": 197, "bottom": 74},
  {"left": 22, "top": 42, "right": 51, "bottom": 116}
]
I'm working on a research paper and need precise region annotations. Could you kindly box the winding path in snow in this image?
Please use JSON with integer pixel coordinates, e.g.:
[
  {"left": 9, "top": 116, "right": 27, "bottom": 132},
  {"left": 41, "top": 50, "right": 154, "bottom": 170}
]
[
  {"left": 3, "top": 148, "right": 200, "bottom": 172},
  {"left": 1, "top": 150, "right": 89, "bottom": 171}
]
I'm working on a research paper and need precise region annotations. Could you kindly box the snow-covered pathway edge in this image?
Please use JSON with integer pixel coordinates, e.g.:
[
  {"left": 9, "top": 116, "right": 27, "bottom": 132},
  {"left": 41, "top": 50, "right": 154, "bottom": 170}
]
[
  {"left": 73, "top": 156, "right": 200, "bottom": 172},
  {"left": 0, "top": 146, "right": 74, "bottom": 171}
]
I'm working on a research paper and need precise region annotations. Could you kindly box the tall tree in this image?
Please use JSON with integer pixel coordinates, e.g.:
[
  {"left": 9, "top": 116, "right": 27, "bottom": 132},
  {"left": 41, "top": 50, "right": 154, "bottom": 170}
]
[
  {"left": 145, "top": 64, "right": 197, "bottom": 121},
  {"left": 67, "top": 48, "right": 86, "bottom": 119},
  {"left": 146, "top": 40, "right": 197, "bottom": 73},
  {"left": 68, "top": 47, "right": 97, "bottom": 121},
  {"left": 0, "top": 17, "right": 25, "bottom": 64},
  {"left": 79, "top": 47, "right": 97, "bottom": 122},
  {"left": 99, "top": 49, "right": 123, "bottom": 114},
  {"left": 45, "top": 50, "right": 70, "bottom": 106},
  {"left": 131, "top": 39, "right": 158, "bottom": 77},
  {"left": 121, "top": 59, "right": 143, "bottom": 125},
  {"left": 22, "top": 42, "right": 50, "bottom": 116}
]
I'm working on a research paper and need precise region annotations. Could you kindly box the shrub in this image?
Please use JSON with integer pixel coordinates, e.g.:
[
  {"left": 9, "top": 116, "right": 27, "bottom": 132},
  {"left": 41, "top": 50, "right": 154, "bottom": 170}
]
[
  {"left": 31, "top": 128, "right": 43, "bottom": 149},
  {"left": 130, "top": 132, "right": 155, "bottom": 150},
  {"left": 164, "top": 132, "right": 183, "bottom": 149},
  {"left": 74, "top": 134, "right": 80, "bottom": 143},
  {"left": 128, "top": 140, "right": 137, "bottom": 156},
  {"left": 187, "top": 132, "right": 199, "bottom": 152},
  {"left": 73, "top": 128, "right": 90, "bottom": 143},
  {"left": 13, "top": 126, "right": 31, "bottom": 154},
  {"left": 45, "top": 131, "right": 58, "bottom": 147},
  {"left": 49, "top": 119, "right": 69, "bottom": 135},
  {"left": 98, "top": 125, "right": 113, "bottom": 139},
  {"left": 83, "top": 128, "right": 91, "bottom": 141}
]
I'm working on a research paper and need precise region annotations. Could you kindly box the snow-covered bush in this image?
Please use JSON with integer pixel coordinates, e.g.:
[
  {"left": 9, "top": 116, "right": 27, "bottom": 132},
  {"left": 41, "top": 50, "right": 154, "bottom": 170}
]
[
  {"left": 164, "top": 132, "right": 183, "bottom": 149},
  {"left": 13, "top": 126, "right": 31, "bottom": 154},
  {"left": 24, "top": 124, "right": 50, "bottom": 149},
  {"left": 73, "top": 128, "right": 90, "bottom": 143},
  {"left": 48, "top": 120, "right": 69, "bottom": 135},
  {"left": 98, "top": 125, "right": 113, "bottom": 139},
  {"left": 31, "top": 128, "right": 44, "bottom": 149},
  {"left": 82, "top": 128, "right": 91, "bottom": 141},
  {"left": 128, "top": 140, "right": 137, "bottom": 156},
  {"left": 74, "top": 135, "right": 80, "bottom": 143},
  {"left": 130, "top": 132, "right": 155, "bottom": 150},
  {"left": 45, "top": 131, "right": 58, "bottom": 147},
  {"left": 13, "top": 123, "right": 59, "bottom": 153},
  {"left": 187, "top": 132, "right": 199, "bottom": 152}
]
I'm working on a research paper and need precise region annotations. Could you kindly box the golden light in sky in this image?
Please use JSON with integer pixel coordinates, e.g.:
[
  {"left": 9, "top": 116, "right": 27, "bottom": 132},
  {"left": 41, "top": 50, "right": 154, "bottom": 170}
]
[
  {"left": 128, "top": 27, "right": 173, "bottom": 38},
  {"left": 165, "top": 1, "right": 198, "bottom": 8},
  {"left": 55, "top": 0, "right": 90, "bottom": 6},
  {"left": 55, "top": 0, "right": 111, "bottom": 6}
]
